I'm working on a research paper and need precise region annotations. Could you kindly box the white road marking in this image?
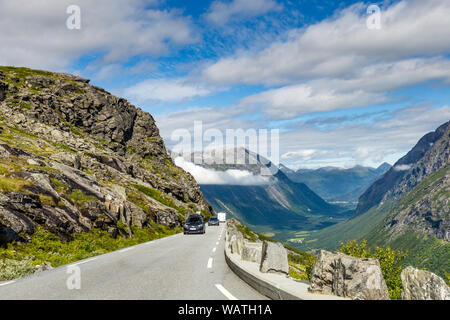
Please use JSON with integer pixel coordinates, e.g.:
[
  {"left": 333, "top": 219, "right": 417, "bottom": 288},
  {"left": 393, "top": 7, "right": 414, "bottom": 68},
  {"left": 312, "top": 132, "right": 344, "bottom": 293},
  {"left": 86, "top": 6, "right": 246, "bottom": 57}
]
[
  {"left": 0, "top": 280, "right": 15, "bottom": 287},
  {"left": 207, "top": 257, "right": 213, "bottom": 269},
  {"left": 215, "top": 284, "right": 238, "bottom": 300},
  {"left": 212, "top": 247, "right": 217, "bottom": 253},
  {"left": 119, "top": 247, "right": 134, "bottom": 253},
  {"left": 72, "top": 257, "right": 97, "bottom": 266},
  {"left": 216, "top": 241, "right": 219, "bottom": 245}
]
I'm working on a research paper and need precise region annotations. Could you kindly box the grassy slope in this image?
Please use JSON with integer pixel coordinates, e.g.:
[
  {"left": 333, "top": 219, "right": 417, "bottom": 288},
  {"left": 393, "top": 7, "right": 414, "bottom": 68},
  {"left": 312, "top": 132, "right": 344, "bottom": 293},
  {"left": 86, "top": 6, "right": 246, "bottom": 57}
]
[
  {"left": 290, "top": 166, "right": 450, "bottom": 277},
  {"left": 290, "top": 201, "right": 393, "bottom": 251}
]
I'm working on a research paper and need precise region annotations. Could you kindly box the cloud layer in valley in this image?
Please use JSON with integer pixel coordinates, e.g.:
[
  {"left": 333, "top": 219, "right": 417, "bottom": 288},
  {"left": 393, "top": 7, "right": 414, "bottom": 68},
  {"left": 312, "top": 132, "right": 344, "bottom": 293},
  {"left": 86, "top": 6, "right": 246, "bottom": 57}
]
[{"left": 174, "top": 157, "right": 269, "bottom": 185}]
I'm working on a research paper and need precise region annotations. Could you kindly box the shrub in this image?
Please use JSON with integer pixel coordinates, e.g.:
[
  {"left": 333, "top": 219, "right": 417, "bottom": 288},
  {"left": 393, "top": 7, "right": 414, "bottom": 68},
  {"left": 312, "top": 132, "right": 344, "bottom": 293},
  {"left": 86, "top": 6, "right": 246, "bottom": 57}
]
[
  {"left": 0, "top": 259, "right": 35, "bottom": 281},
  {"left": 287, "top": 252, "right": 316, "bottom": 281},
  {"left": 236, "top": 225, "right": 258, "bottom": 242},
  {"left": 339, "top": 240, "right": 407, "bottom": 300}
]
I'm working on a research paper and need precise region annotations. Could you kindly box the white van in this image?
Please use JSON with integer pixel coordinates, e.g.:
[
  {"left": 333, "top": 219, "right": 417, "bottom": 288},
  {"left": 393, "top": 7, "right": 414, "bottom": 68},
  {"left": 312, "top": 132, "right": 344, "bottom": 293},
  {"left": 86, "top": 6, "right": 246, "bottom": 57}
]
[{"left": 217, "top": 212, "right": 226, "bottom": 223}]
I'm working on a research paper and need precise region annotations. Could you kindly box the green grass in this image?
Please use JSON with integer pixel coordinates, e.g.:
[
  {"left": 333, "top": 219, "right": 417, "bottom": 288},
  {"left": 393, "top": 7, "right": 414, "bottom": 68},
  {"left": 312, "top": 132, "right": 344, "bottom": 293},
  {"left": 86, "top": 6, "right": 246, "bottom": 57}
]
[
  {"left": 365, "top": 227, "right": 450, "bottom": 279},
  {"left": 0, "top": 176, "right": 32, "bottom": 193},
  {"left": 67, "top": 189, "right": 98, "bottom": 207},
  {"left": 236, "top": 225, "right": 258, "bottom": 242},
  {"left": 396, "top": 166, "right": 449, "bottom": 210},
  {"left": 131, "top": 184, "right": 189, "bottom": 215},
  {"left": 290, "top": 201, "right": 394, "bottom": 251}
]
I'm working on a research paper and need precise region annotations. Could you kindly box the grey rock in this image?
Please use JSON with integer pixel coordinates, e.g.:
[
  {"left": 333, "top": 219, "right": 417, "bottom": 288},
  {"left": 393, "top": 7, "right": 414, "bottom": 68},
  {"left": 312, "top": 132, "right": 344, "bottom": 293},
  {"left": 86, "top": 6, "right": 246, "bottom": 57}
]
[
  {"left": 309, "top": 250, "right": 390, "bottom": 300},
  {"left": 0, "top": 67, "right": 214, "bottom": 245},
  {"left": 35, "top": 262, "right": 53, "bottom": 273},
  {"left": 229, "top": 229, "right": 244, "bottom": 255},
  {"left": 401, "top": 266, "right": 450, "bottom": 300},
  {"left": 241, "top": 241, "right": 262, "bottom": 263},
  {"left": 259, "top": 241, "right": 289, "bottom": 275}
]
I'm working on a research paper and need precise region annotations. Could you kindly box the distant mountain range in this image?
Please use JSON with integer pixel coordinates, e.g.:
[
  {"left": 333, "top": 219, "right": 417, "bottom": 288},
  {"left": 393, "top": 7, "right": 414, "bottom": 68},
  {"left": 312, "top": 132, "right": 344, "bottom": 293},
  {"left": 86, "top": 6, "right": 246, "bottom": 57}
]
[
  {"left": 291, "top": 120, "right": 449, "bottom": 277},
  {"left": 280, "top": 163, "right": 391, "bottom": 205},
  {"left": 187, "top": 148, "right": 350, "bottom": 233}
]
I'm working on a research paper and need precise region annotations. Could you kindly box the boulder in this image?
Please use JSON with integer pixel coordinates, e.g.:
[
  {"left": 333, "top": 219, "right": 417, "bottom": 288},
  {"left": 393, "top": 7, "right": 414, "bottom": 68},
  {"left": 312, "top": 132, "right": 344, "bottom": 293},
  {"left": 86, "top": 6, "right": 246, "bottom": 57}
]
[
  {"left": 259, "top": 241, "right": 289, "bottom": 275},
  {"left": 229, "top": 229, "right": 244, "bottom": 255},
  {"left": 309, "top": 250, "right": 390, "bottom": 300},
  {"left": 34, "top": 262, "right": 53, "bottom": 273},
  {"left": 241, "top": 240, "right": 262, "bottom": 263},
  {"left": 401, "top": 266, "right": 450, "bottom": 300}
]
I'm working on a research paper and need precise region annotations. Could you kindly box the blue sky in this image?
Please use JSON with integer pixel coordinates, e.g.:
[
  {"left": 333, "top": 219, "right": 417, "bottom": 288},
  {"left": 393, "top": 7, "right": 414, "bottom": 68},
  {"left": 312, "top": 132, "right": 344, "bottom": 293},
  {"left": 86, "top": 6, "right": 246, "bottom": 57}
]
[{"left": 1, "top": 0, "right": 450, "bottom": 169}]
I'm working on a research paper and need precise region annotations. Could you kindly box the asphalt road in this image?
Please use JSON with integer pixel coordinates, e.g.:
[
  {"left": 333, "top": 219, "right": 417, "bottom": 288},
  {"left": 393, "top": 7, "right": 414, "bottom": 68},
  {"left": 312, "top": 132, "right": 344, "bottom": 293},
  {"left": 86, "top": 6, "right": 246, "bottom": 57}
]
[{"left": 0, "top": 223, "right": 267, "bottom": 300}]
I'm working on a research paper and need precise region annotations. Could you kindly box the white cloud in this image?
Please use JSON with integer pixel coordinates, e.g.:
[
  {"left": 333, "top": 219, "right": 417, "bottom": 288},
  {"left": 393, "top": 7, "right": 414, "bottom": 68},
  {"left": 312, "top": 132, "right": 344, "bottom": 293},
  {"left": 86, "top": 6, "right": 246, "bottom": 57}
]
[
  {"left": 237, "top": 57, "right": 450, "bottom": 119},
  {"left": 158, "top": 103, "right": 450, "bottom": 170},
  {"left": 124, "top": 78, "right": 211, "bottom": 104},
  {"left": 240, "top": 83, "right": 385, "bottom": 119},
  {"left": 202, "top": 0, "right": 450, "bottom": 85},
  {"left": 281, "top": 149, "right": 319, "bottom": 160},
  {"left": 393, "top": 164, "right": 412, "bottom": 171},
  {"left": 174, "top": 157, "right": 268, "bottom": 185},
  {"left": 278, "top": 105, "right": 450, "bottom": 168},
  {"left": 0, "top": 0, "right": 197, "bottom": 70},
  {"left": 205, "top": 0, "right": 282, "bottom": 26}
]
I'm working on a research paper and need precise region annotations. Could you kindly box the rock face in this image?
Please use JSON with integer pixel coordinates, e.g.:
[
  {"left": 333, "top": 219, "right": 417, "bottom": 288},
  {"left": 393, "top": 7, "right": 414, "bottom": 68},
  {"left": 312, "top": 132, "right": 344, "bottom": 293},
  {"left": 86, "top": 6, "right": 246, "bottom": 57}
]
[
  {"left": 259, "top": 241, "right": 289, "bottom": 275},
  {"left": 309, "top": 250, "right": 390, "bottom": 300},
  {"left": 357, "top": 120, "right": 449, "bottom": 216},
  {"left": 401, "top": 266, "right": 450, "bottom": 300},
  {"left": 0, "top": 66, "right": 213, "bottom": 244},
  {"left": 241, "top": 241, "right": 262, "bottom": 263}
]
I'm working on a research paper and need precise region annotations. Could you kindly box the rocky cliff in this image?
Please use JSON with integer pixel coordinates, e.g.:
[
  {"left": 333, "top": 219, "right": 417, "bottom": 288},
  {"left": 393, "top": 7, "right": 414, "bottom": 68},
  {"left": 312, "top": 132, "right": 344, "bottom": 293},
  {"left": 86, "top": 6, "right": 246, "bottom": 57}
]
[
  {"left": 356, "top": 120, "right": 449, "bottom": 215},
  {"left": 0, "top": 66, "right": 213, "bottom": 244},
  {"left": 358, "top": 120, "right": 449, "bottom": 242}
]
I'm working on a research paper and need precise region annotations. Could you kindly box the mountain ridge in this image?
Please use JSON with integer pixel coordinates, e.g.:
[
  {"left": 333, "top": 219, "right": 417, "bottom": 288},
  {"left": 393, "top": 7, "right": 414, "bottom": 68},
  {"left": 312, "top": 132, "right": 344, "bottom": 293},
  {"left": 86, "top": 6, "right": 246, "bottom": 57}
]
[{"left": 0, "top": 66, "right": 213, "bottom": 244}]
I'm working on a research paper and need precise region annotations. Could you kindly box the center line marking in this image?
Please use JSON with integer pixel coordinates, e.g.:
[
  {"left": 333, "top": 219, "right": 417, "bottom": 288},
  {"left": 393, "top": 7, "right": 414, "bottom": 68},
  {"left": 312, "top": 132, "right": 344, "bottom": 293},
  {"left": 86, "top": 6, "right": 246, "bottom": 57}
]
[
  {"left": 216, "top": 241, "right": 219, "bottom": 245},
  {"left": 0, "top": 280, "right": 15, "bottom": 287},
  {"left": 207, "top": 257, "right": 213, "bottom": 269},
  {"left": 212, "top": 247, "right": 217, "bottom": 253},
  {"left": 215, "top": 284, "right": 238, "bottom": 300}
]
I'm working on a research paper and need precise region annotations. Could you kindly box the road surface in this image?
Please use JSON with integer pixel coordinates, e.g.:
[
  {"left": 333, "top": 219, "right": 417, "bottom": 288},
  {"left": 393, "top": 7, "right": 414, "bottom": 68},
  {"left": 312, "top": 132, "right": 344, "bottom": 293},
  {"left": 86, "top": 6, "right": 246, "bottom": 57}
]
[{"left": 0, "top": 223, "right": 267, "bottom": 300}]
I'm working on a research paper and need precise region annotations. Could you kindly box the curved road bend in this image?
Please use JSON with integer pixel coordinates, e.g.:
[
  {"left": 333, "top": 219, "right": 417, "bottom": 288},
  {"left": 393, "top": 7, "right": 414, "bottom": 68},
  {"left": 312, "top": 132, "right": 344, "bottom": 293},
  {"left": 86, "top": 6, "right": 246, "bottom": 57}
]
[{"left": 0, "top": 223, "right": 267, "bottom": 300}]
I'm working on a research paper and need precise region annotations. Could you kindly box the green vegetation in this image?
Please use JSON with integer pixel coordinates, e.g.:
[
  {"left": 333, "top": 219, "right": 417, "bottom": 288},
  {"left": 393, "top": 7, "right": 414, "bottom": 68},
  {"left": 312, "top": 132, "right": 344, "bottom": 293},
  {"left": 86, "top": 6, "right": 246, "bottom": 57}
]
[
  {"left": 339, "top": 240, "right": 407, "bottom": 300},
  {"left": 38, "top": 194, "right": 57, "bottom": 207},
  {"left": 287, "top": 247, "right": 316, "bottom": 281},
  {"left": 0, "top": 66, "right": 53, "bottom": 79},
  {"left": 396, "top": 166, "right": 449, "bottom": 210},
  {"left": 131, "top": 184, "right": 188, "bottom": 215},
  {"left": 0, "top": 258, "right": 36, "bottom": 281},
  {"left": 237, "top": 225, "right": 258, "bottom": 242},
  {"left": 0, "top": 224, "right": 181, "bottom": 273},
  {"left": 67, "top": 189, "right": 98, "bottom": 207},
  {"left": 290, "top": 201, "right": 394, "bottom": 251},
  {"left": 0, "top": 176, "right": 32, "bottom": 193},
  {"left": 365, "top": 228, "right": 450, "bottom": 279}
]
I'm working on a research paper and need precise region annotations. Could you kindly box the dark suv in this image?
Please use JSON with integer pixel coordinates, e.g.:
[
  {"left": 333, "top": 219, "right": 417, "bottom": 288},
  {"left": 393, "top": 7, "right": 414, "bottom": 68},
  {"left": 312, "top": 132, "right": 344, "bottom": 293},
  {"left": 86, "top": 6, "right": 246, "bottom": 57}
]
[
  {"left": 208, "top": 217, "right": 219, "bottom": 226},
  {"left": 183, "top": 214, "right": 205, "bottom": 235}
]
